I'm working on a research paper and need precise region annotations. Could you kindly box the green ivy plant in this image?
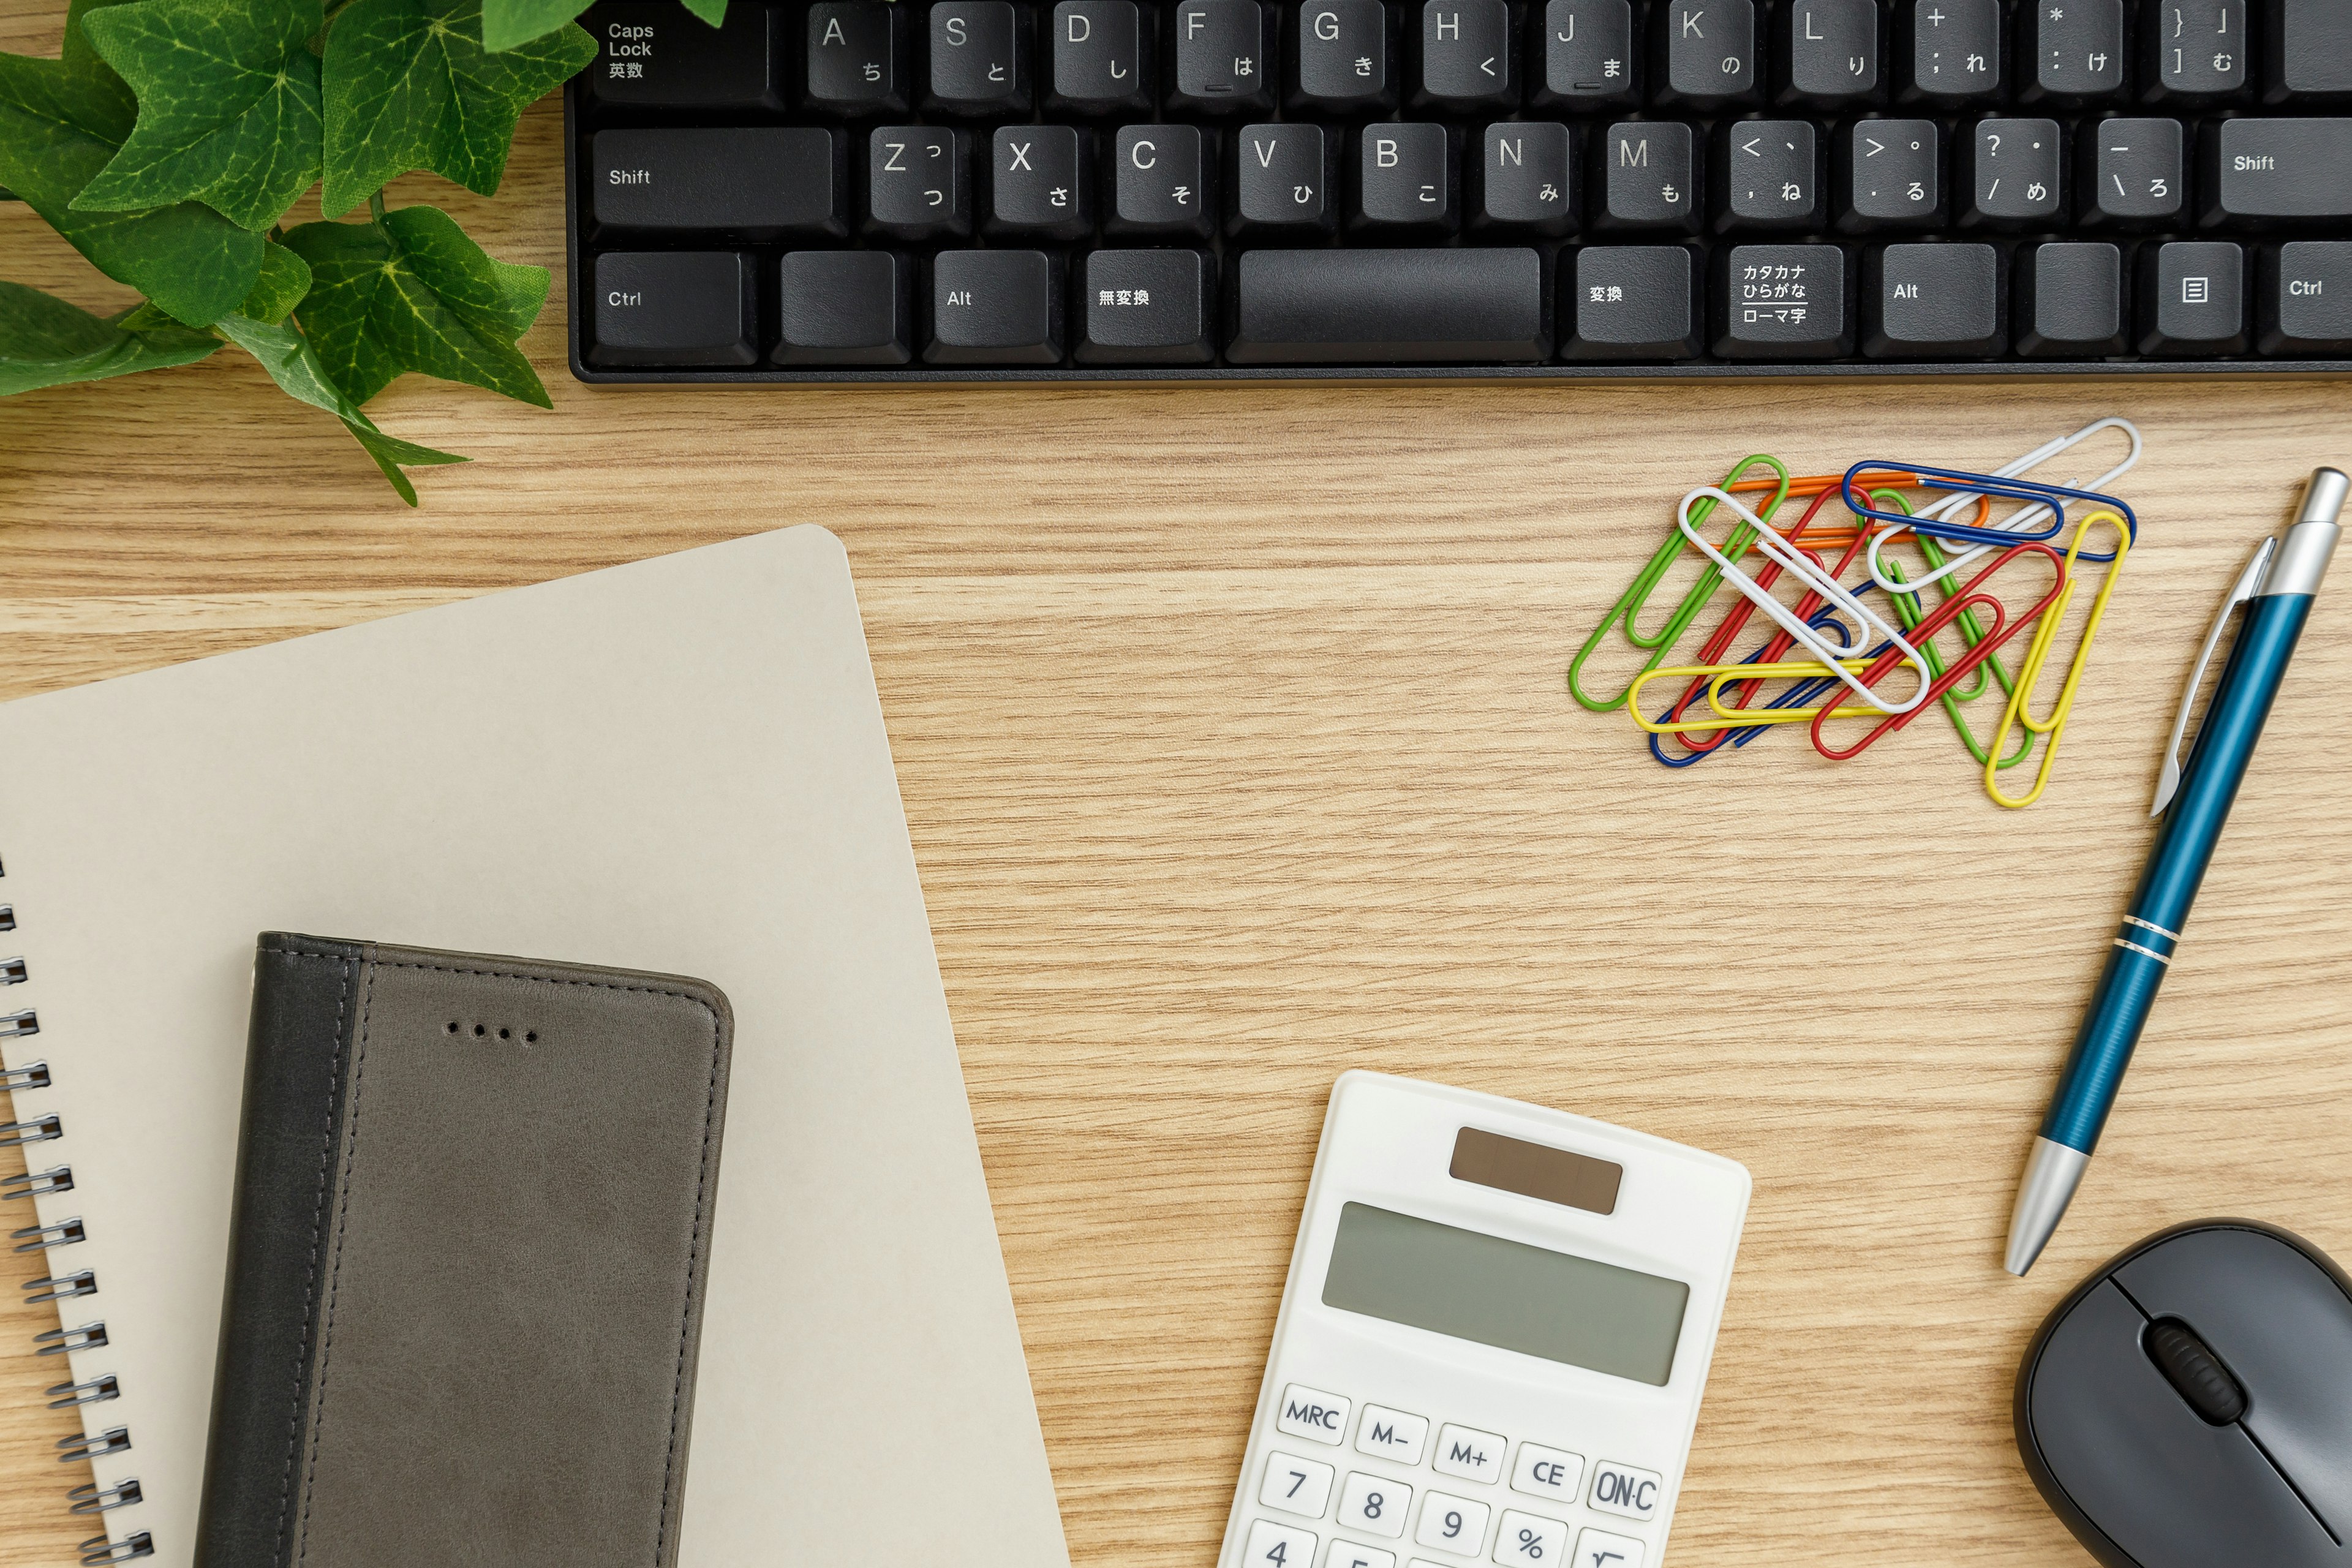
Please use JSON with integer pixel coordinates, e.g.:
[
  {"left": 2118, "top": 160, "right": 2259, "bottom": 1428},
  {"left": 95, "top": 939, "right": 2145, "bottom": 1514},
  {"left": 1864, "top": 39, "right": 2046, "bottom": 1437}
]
[{"left": 0, "top": 0, "right": 719, "bottom": 503}]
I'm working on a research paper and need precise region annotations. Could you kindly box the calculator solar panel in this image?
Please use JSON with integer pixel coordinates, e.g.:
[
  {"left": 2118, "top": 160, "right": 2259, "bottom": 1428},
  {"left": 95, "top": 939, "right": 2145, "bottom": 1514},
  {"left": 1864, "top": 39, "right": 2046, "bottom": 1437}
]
[{"left": 564, "top": 0, "right": 2352, "bottom": 382}]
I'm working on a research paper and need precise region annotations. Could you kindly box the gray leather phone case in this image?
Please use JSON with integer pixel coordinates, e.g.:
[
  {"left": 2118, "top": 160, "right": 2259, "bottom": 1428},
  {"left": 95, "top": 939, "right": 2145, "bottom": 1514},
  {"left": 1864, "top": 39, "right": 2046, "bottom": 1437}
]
[{"left": 194, "top": 934, "right": 733, "bottom": 1568}]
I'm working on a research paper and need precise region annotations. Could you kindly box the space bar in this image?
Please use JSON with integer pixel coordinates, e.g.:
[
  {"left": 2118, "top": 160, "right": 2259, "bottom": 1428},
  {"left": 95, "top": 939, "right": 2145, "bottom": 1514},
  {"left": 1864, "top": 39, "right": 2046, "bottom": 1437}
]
[{"left": 1226, "top": 249, "right": 1549, "bottom": 364}]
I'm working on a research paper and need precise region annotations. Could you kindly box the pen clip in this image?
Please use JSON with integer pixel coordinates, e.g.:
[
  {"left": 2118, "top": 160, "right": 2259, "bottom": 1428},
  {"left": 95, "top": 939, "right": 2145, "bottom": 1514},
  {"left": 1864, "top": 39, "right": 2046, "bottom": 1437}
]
[{"left": 2152, "top": 537, "right": 2276, "bottom": 817}]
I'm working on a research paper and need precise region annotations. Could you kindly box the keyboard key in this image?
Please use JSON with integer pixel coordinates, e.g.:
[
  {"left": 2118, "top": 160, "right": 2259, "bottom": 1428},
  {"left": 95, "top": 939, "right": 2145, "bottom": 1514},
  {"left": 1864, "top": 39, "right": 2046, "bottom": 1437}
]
[
  {"left": 1777, "top": 0, "right": 1881, "bottom": 107},
  {"left": 1242, "top": 1518, "right": 1319, "bottom": 1568},
  {"left": 928, "top": 0, "right": 1033, "bottom": 116},
  {"left": 2260, "top": 241, "right": 2352, "bottom": 354},
  {"left": 807, "top": 2, "right": 908, "bottom": 113},
  {"left": 2203, "top": 119, "right": 2352, "bottom": 226},
  {"left": 2266, "top": 0, "right": 2352, "bottom": 100},
  {"left": 2025, "top": 0, "right": 2127, "bottom": 102},
  {"left": 1656, "top": 0, "right": 1760, "bottom": 110},
  {"left": 1075, "top": 248, "right": 1214, "bottom": 361},
  {"left": 1231, "top": 123, "right": 1338, "bottom": 235},
  {"left": 1901, "top": 0, "right": 2001, "bottom": 103},
  {"left": 1112, "top": 124, "right": 1215, "bottom": 233},
  {"left": 1336, "top": 1470, "right": 1411, "bottom": 1537},
  {"left": 1716, "top": 119, "right": 1822, "bottom": 230},
  {"left": 1259, "top": 1450, "right": 1339, "bottom": 1517},
  {"left": 590, "top": 128, "right": 846, "bottom": 238},
  {"left": 581, "top": 1, "right": 783, "bottom": 110},
  {"left": 1572, "top": 1526, "right": 1648, "bottom": 1568},
  {"left": 990, "top": 124, "right": 1093, "bottom": 238},
  {"left": 1837, "top": 118, "right": 1941, "bottom": 230},
  {"left": 1866, "top": 241, "right": 2004, "bottom": 357},
  {"left": 2139, "top": 238, "right": 2248, "bottom": 352},
  {"left": 1326, "top": 1545, "right": 1396, "bottom": 1568},
  {"left": 1414, "top": 1491, "right": 1492, "bottom": 1555},
  {"left": 1597, "top": 121, "right": 1700, "bottom": 232},
  {"left": 1494, "top": 1509, "right": 1570, "bottom": 1568},
  {"left": 1509, "top": 1441, "right": 1587, "bottom": 1503},
  {"left": 1355, "top": 123, "right": 1458, "bottom": 232},
  {"left": 867, "top": 126, "right": 972, "bottom": 238},
  {"left": 1415, "top": 0, "right": 1517, "bottom": 109},
  {"left": 1171, "top": 0, "right": 1274, "bottom": 111},
  {"left": 2079, "top": 116, "right": 2184, "bottom": 225},
  {"left": 2146, "top": 0, "right": 2247, "bottom": 101},
  {"left": 1433, "top": 1423, "right": 1506, "bottom": 1482},
  {"left": 1960, "top": 117, "right": 2064, "bottom": 227},
  {"left": 1292, "top": 0, "right": 1396, "bottom": 110},
  {"left": 1716, "top": 241, "right": 1850, "bottom": 356},
  {"left": 1537, "top": 0, "right": 1638, "bottom": 110},
  {"left": 1354, "top": 1404, "right": 1430, "bottom": 1465},
  {"left": 1564, "top": 244, "right": 1702, "bottom": 358},
  {"left": 927, "top": 249, "right": 1065, "bottom": 363},
  {"left": 587, "top": 251, "right": 755, "bottom": 366},
  {"left": 1474, "top": 121, "right": 1575, "bottom": 234},
  {"left": 777, "top": 249, "right": 913, "bottom": 364},
  {"left": 2017, "top": 240, "right": 2126, "bottom": 355},
  {"left": 1052, "top": 0, "right": 1155, "bottom": 113},
  {"left": 1226, "top": 247, "right": 1547, "bottom": 361}
]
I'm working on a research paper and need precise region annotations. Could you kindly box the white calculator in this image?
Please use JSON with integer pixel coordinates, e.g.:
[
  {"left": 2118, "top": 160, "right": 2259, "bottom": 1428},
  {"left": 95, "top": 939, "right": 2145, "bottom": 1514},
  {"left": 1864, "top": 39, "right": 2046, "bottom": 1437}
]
[{"left": 1218, "top": 1072, "right": 1751, "bottom": 1568}]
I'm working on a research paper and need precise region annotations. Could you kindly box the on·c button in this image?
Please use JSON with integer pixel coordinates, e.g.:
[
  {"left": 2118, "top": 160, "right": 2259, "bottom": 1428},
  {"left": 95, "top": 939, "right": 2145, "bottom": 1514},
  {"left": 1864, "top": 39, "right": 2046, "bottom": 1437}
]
[
  {"left": 1275, "top": 1382, "right": 1351, "bottom": 1445},
  {"left": 1588, "top": 1459, "right": 1663, "bottom": 1521}
]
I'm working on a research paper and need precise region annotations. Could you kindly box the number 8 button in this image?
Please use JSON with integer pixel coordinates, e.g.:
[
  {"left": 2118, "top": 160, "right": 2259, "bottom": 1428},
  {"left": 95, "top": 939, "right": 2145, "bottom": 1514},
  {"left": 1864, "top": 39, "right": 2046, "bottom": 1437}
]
[
  {"left": 1337, "top": 1471, "right": 1410, "bottom": 1538},
  {"left": 1491, "top": 1508, "right": 1567, "bottom": 1567}
]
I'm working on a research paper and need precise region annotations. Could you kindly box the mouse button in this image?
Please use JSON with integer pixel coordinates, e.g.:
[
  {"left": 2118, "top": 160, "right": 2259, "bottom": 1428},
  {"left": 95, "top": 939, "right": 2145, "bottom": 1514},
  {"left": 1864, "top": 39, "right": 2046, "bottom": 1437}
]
[
  {"left": 2027, "top": 1282, "right": 2337, "bottom": 1568},
  {"left": 2146, "top": 1320, "right": 2248, "bottom": 1425},
  {"left": 2116, "top": 1227, "right": 2352, "bottom": 1536}
]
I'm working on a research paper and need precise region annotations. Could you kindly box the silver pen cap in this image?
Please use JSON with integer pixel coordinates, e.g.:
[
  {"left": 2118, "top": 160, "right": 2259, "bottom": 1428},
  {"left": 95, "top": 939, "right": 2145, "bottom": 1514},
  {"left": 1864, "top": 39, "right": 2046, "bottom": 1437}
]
[{"left": 2261, "top": 467, "right": 2347, "bottom": 598}]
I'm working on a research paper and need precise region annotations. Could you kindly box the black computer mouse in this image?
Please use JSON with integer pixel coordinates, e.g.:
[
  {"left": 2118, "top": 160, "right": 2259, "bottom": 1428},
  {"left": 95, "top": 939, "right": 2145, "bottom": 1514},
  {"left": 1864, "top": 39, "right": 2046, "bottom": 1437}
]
[{"left": 2015, "top": 1220, "right": 2352, "bottom": 1568}]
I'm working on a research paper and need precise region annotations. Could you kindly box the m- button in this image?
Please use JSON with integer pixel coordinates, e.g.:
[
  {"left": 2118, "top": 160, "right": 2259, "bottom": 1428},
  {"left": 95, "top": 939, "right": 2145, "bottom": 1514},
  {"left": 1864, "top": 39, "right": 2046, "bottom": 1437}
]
[
  {"left": 1276, "top": 1383, "right": 1352, "bottom": 1444},
  {"left": 1355, "top": 1403, "right": 1431, "bottom": 1464},
  {"left": 1588, "top": 1459, "right": 1663, "bottom": 1521},
  {"left": 1432, "top": 1422, "right": 1506, "bottom": 1483}
]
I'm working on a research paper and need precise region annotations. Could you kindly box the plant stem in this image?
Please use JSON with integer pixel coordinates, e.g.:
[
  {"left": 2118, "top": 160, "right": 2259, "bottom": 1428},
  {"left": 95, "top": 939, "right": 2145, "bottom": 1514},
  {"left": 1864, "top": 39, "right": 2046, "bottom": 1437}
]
[{"left": 368, "top": 189, "right": 388, "bottom": 228}]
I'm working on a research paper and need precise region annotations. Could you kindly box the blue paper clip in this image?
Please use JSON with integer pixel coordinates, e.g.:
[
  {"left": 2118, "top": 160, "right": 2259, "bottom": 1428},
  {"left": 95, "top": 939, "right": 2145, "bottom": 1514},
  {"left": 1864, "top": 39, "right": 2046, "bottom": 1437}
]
[
  {"left": 1648, "top": 608, "right": 1856, "bottom": 769},
  {"left": 1840, "top": 462, "right": 2138, "bottom": 562}
]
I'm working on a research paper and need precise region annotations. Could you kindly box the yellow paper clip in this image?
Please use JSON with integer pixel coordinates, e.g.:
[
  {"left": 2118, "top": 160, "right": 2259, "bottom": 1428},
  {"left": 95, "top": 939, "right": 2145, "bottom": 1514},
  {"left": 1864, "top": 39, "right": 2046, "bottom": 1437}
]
[{"left": 1983, "top": 510, "right": 2132, "bottom": 810}]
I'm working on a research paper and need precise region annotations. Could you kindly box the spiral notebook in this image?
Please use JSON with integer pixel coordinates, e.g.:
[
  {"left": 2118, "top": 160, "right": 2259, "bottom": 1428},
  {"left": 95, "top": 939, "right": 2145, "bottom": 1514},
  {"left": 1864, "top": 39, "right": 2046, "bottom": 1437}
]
[{"left": 0, "top": 527, "right": 1069, "bottom": 1568}]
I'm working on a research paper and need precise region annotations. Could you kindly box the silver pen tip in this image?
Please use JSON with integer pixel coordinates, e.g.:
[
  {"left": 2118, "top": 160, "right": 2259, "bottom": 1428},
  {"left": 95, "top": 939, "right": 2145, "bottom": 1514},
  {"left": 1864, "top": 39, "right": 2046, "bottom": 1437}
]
[
  {"left": 2004, "top": 1137, "right": 2090, "bottom": 1277},
  {"left": 2301, "top": 467, "right": 2350, "bottom": 528}
]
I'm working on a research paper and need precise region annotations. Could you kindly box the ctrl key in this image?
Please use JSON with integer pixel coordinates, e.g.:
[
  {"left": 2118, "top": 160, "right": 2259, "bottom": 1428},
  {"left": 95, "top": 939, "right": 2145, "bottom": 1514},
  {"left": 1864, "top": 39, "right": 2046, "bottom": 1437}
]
[{"left": 588, "top": 252, "right": 755, "bottom": 368}]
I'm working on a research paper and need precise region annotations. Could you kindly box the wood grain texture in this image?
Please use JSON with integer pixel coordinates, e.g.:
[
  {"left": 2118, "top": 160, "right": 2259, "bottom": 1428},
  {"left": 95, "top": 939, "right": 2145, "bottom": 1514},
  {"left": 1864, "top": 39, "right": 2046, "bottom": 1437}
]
[{"left": 4, "top": 3, "right": 2351, "bottom": 1561}]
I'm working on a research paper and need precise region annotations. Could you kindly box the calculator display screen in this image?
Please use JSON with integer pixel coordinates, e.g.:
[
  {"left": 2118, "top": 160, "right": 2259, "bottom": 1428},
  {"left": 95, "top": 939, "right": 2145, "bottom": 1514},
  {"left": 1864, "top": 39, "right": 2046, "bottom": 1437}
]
[{"left": 1321, "top": 1202, "right": 1690, "bottom": 1386}]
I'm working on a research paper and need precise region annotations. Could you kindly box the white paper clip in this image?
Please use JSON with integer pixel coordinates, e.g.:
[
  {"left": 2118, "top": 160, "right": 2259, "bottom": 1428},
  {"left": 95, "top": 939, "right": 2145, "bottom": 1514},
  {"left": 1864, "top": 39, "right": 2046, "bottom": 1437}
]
[
  {"left": 1865, "top": 416, "right": 2144, "bottom": 595},
  {"left": 1678, "top": 486, "right": 1933, "bottom": 715}
]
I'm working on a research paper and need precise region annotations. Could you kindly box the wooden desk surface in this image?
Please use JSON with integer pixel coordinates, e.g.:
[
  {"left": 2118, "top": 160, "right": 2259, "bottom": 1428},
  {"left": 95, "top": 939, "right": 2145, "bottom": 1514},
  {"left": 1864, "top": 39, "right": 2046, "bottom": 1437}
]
[{"left": 6, "top": 5, "right": 2352, "bottom": 1561}]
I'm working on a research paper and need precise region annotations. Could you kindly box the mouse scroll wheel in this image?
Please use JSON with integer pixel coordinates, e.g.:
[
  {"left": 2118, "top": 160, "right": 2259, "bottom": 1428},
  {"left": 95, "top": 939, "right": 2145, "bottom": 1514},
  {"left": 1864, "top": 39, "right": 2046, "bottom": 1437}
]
[{"left": 2145, "top": 1319, "right": 2248, "bottom": 1426}]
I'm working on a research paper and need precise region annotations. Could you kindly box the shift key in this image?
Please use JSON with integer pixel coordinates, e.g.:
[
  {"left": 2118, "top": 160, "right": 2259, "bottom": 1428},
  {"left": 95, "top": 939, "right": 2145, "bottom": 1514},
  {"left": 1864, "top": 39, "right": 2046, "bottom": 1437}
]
[
  {"left": 592, "top": 128, "right": 847, "bottom": 237},
  {"left": 2203, "top": 119, "right": 2352, "bottom": 225}
]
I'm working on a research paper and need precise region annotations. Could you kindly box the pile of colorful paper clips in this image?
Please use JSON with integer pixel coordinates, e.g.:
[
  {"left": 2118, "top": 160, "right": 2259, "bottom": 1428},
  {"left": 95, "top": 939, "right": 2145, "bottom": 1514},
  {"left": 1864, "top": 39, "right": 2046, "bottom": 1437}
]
[{"left": 1569, "top": 417, "right": 2143, "bottom": 809}]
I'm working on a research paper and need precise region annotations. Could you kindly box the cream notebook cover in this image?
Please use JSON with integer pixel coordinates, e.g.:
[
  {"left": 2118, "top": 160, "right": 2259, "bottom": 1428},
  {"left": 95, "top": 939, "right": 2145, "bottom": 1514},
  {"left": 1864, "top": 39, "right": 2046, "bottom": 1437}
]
[{"left": 0, "top": 526, "right": 1069, "bottom": 1568}]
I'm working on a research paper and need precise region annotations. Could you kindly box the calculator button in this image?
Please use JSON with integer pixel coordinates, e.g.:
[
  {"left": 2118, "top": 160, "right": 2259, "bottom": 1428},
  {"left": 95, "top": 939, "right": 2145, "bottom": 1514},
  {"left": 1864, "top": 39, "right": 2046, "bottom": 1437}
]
[
  {"left": 1262, "top": 1452, "right": 1340, "bottom": 1517},
  {"left": 1414, "top": 1491, "right": 1491, "bottom": 1556},
  {"left": 1492, "top": 1509, "right": 1569, "bottom": 1567},
  {"left": 1431, "top": 1424, "right": 1506, "bottom": 1483},
  {"left": 1278, "top": 1385, "right": 1352, "bottom": 1445},
  {"left": 1509, "top": 1442, "right": 1584, "bottom": 1502},
  {"left": 1246, "top": 1518, "right": 1321, "bottom": 1568},
  {"left": 1336, "top": 1472, "right": 1411, "bottom": 1539},
  {"left": 1355, "top": 1404, "right": 1430, "bottom": 1465},
  {"left": 1587, "top": 1460, "right": 1663, "bottom": 1522},
  {"left": 1327, "top": 1544, "right": 1398, "bottom": 1568},
  {"left": 1569, "top": 1526, "right": 1645, "bottom": 1568}
]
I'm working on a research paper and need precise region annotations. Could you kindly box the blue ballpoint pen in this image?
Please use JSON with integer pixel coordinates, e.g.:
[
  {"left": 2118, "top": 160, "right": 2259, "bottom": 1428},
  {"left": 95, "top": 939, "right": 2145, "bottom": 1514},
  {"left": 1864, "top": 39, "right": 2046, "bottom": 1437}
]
[{"left": 2005, "top": 466, "right": 2351, "bottom": 1277}]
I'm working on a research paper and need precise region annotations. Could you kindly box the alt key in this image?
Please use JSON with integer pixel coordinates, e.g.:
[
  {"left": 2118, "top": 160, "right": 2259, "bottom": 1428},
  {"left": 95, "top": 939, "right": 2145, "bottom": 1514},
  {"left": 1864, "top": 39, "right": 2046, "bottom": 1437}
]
[{"left": 588, "top": 251, "right": 756, "bottom": 368}]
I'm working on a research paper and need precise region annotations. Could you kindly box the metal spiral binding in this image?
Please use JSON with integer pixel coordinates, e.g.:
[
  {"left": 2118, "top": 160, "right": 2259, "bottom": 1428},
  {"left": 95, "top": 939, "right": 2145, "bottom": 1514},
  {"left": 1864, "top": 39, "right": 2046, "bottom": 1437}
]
[{"left": 0, "top": 861, "right": 146, "bottom": 1559}]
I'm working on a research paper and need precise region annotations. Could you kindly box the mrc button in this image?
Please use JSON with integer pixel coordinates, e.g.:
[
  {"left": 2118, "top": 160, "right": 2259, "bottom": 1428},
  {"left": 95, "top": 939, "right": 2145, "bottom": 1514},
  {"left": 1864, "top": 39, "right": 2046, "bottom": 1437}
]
[
  {"left": 1589, "top": 1459, "right": 1664, "bottom": 1521},
  {"left": 1275, "top": 1383, "right": 1350, "bottom": 1444}
]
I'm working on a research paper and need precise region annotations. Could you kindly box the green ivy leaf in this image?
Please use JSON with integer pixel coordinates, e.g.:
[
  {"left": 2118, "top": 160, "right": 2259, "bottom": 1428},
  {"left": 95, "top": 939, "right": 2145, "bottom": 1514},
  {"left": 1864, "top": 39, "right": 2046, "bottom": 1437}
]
[
  {"left": 281, "top": 204, "right": 546, "bottom": 405},
  {"left": 239, "top": 238, "right": 313, "bottom": 322},
  {"left": 0, "top": 0, "right": 265, "bottom": 324},
  {"left": 212, "top": 310, "right": 468, "bottom": 504},
  {"left": 677, "top": 0, "right": 728, "bottom": 24},
  {"left": 320, "top": 0, "right": 594, "bottom": 216},
  {"left": 0, "top": 277, "right": 221, "bottom": 395},
  {"left": 71, "top": 0, "right": 326, "bottom": 232},
  {"left": 479, "top": 0, "right": 589, "bottom": 53}
]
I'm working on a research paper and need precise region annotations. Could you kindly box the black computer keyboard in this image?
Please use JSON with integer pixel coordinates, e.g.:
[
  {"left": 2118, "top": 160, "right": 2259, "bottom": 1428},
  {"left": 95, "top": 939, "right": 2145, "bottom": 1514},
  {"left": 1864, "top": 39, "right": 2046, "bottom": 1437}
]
[{"left": 564, "top": 0, "right": 2352, "bottom": 382}]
